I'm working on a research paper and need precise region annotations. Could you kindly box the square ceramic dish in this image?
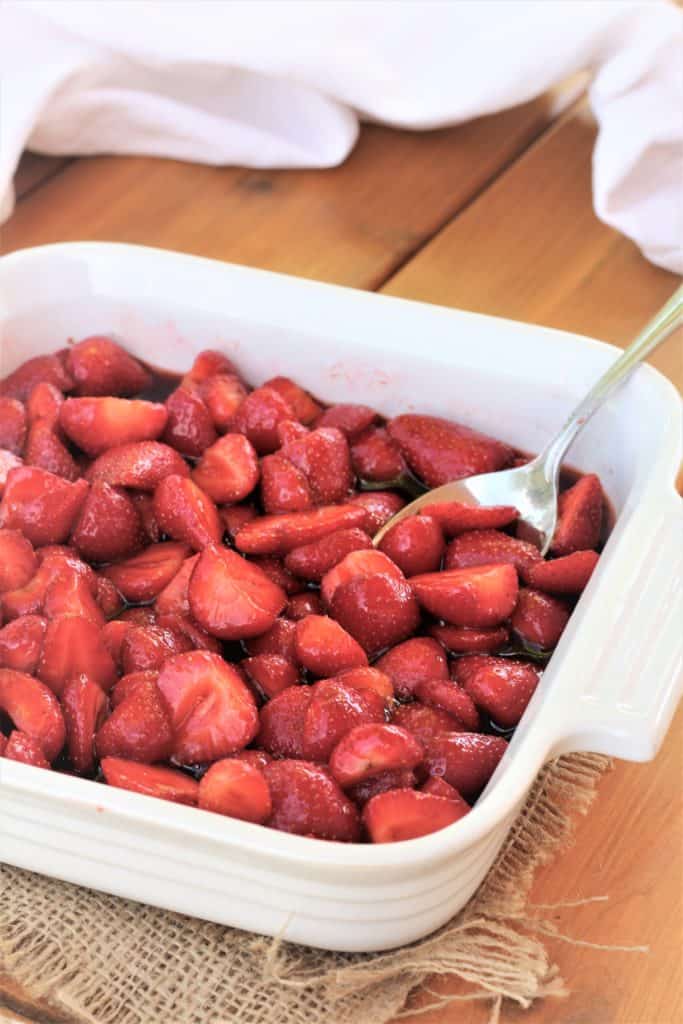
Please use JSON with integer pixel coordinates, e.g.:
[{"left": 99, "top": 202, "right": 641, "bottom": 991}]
[{"left": 1, "top": 242, "right": 681, "bottom": 952}]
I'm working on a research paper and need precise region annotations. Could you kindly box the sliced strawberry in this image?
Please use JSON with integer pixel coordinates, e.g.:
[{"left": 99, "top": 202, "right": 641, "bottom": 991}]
[
  {"left": 412, "top": 564, "right": 519, "bottom": 628},
  {"left": 379, "top": 515, "right": 445, "bottom": 576},
  {"left": 42, "top": 568, "right": 105, "bottom": 625},
  {"left": 461, "top": 656, "right": 541, "bottom": 728},
  {"left": 24, "top": 420, "right": 80, "bottom": 481},
  {"left": 101, "top": 620, "right": 135, "bottom": 671},
  {"left": 281, "top": 426, "right": 354, "bottom": 505},
  {"left": 232, "top": 385, "right": 294, "bottom": 454},
  {"left": 444, "top": 529, "right": 541, "bottom": 574},
  {"left": 0, "top": 397, "right": 27, "bottom": 454},
  {"left": 232, "top": 748, "right": 272, "bottom": 770},
  {"left": 388, "top": 414, "right": 513, "bottom": 487},
  {"left": 392, "top": 702, "right": 464, "bottom": 745},
  {"left": 38, "top": 616, "right": 117, "bottom": 695},
  {"left": 551, "top": 474, "right": 604, "bottom": 555},
  {"left": 347, "top": 768, "right": 417, "bottom": 806},
  {"left": 429, "top": 623, "right": 509, "bottom": 654},
  {"left": 250, "top": 556, "right": 303, "bottom": 596},
  {"left": 157, "top": 651, "right": 259, "bottom": 763},
  {"left": 198, "top": 759, "right": 272, "bottom": 823},
  {"left": 451, "top": 654, "right": 495, "bottom": 687},
  {"left": 413, "top": 679, "right": 480, "bottom": 731},
  {"left": 264, "top": 759, "right": 361, "bottom": 841},
  {"left": 0, "top": 668, "right": 66, "bottom": 761},
  {"left": 131, "top": 492, "right": 162, "bottom": 543},
  {"left": 234, "top": 504, "right": 368, "bottom": 556},
  {"left": 66, "top": 336, "right": 151, "bottom": 396},
  {"left": 294, "top": 614, "right": 368, "bottom": 676},
  {"left": 110, "top": 670, "right": 159, "bottom": 709},
  {"left": 329, "top": 723, "right": 424, "bottom": 788},
  {"left": 241, "top": 654, "right": 299, "bottom": 701},
  {"left": 71, "top": 481, "right": 143, "bottom": 562},
  {"left": 101, "top": 756, "right": 199, "bottom": 805},
  {"left": 350, "top": 426, "right": 406, "bottom": 482},
  {"left": 121, "top": 623, "right": 193, "bottom": 674},
  {"left": 191, "top": 434, "right": 259, "bottom": 505},
  {"left": 0, "top": 354, "right": 73, "bottom": 402},
  {"left": 96, "top": 677, "right": 174, "bottom": 763},
  {"left": 363, "top": 789, "right": 467, "bottom": 842},
  {"left": 153, "top": 475, "right": 223, "bottom": 551},
  {"left": 320, "top": 548, "right": 403, "bottom": 607},
  {"left": 510, "top": 588, "right": 570, "bottom": 650},
  {"left": 421, "top": 776, "right": 469, "bottom": 809},
  {"left": 154, "top": 554, "right": 198, "bottom": 617},
  {"left": 244, "top": 617, "right": 297, "bottom": 660},
  {"left": 61, "top": 673, "right": 108, "bottom": 774},
  {"left": 0, "top": 614, "right": 46, "bottom": 673},
  {"left": 86, "top": 441, "right": 190, "bottom": 490},
  {"left": 1, "top": 549, "right": 91, "bottom": 621},
  {"left": 95, "top": 575, "right": 124, "bottom": 619},
  {"left": 375, "top": 636, "right": 448, "bottom": 700},
  {"left": 188, "top": 544, "right": 286, "bottom": 640},
  {"left": 285, "top": 528, "right": 372, "bottom": 584},
  {"left": 26, "top": 381, "right": 64, "bottom": 427},
  {"left": 424, "top": 733, "right": 508, "bottom": 798},
  {"left": 60, "top": 397, "right": 167, "bottom": 455},
  {"left": 221, "top": 503, "right": 257, "bottom": 541},
  {"left": 263, "top": 376, "right": 321, "bottom": 425},
  {"left": 155, "top": 612, "right": 222, "bottom": 654},
  {"left": 3, "top": 730, "right": 51, "bottom": 769},
  {"left": 0, "top": 468, "right": 89, "bottom": 546},
  {"left": 315, "top": 404, "right": 378, "bottom": 438},
  {"left": 420, "top": 502, "right": 518, "bottom": 536},
  {"left": 345, "top": 490, "right": 406, "bottom": 532},
  {"left": 259, "top": 452, "right": 312, "bottom": 514},
  {"left": 0, "top": 529, "right": 37, "bottom": 593},
  {"left": 0, "top": 449, "right": 23, "bottom": 497},
  {"left": 524, "top": 549, "right": 599, "bottom": 594},
  {"left": 276, "top": 419, "right": 309, "bottom": 447},
  {"left": 257, "top": 686, "right": 312, "bottom": 758},
  {"left": 119, "top": 606, "right": 158, "bottom": 626},
  {"left": 331, "top": 574, "right": 420, "bottom": 656},
  {"left": 332, "top": 666, "right": 394, "bottom": 704},
  {"left": 185, "top": 349, "right": 239, "bottom": 385},
  {"left": 101, "top": 542, "right": 191, "bottom": 603},
  {"left": 286, "top": 591, "right": 324, "bottom": 619},
  {"left": 162, "top": 384, "right": 217, "bottom": 457},
  {"left": 302, "top": 678, "right": 385, "bottom": 762},
  {"left": 201, "top": 373, "right": 248, "bottom": 431}
]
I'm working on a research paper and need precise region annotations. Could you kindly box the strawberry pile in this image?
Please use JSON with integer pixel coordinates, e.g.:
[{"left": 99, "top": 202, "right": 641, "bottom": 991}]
[{"left": 0, "top": 338, "right": 605, "bottom": 843}]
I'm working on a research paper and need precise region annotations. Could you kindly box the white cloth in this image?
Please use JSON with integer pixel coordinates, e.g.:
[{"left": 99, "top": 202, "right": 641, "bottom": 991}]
[{"left": 1, "top": 0, "right": 682, "bottom": 273}]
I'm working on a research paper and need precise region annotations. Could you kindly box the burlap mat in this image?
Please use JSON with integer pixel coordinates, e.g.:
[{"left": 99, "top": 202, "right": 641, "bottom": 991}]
[{"left": 1, "top": 753, "right": 613, "bottom": 1024}]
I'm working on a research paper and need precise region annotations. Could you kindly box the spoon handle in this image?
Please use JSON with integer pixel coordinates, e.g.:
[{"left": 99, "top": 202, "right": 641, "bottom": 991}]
[{"left": 538, "top": 284, "right": 683, "bottom": 479}]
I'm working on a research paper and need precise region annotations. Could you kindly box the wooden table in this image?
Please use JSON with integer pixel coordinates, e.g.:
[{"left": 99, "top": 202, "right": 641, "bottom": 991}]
[{"left": 1, "top": 91, "right": 681, "bottom": 1024}]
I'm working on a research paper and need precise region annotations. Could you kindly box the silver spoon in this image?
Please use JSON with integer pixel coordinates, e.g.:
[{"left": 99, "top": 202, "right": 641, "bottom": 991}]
[{"left": 373, "top": 285, "right": 683, "bottom": 554}]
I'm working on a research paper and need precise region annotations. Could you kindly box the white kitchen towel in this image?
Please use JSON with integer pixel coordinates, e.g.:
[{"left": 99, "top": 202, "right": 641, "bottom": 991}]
[{"left": 1, "top": 0, "right": 682, "bottom": 273}]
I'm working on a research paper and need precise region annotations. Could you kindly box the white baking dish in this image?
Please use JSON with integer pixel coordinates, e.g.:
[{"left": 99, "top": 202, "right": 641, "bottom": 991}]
[{"left": 1, "top": 243, "right": 681, "bottom": 952}]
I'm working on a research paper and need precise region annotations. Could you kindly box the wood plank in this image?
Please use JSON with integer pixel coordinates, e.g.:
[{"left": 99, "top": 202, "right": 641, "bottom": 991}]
[
  {"left": 0, "top": 94, "right": 572, "bottom": 284},
  {"left": 12, "top": 155, "right": 70, "bottom": 201}
]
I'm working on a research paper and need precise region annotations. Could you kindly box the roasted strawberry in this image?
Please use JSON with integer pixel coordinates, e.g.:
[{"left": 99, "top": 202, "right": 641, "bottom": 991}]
[
  {"left": 347, "top": 768, "right": 417, "bottom": 806},
  {"left": 286, "top": 592, "right": 324, "bottom": 619},
  {"left": 420, "top": 776, "right": 469, "bottom": 807},
  {"left": 375, "top": 636, "right": 449, "bottom": 700},
  {"left": 242, "top": 653, "right": 299, "bottom": 701},
  {"left": 0, "top": 615, "right": 46, "bottom": 673},
  {"left": 264, "top": 759, "right": 360, "bottom": 841},
  {"left": 510, "top": 588, "right": 570, "bottom": 650},
  {"left": 350, "top": 426, "right": 406, "bottom": 482},
  {"left": 101, "top": 620, "right": 135, "bottom": 670},
  {"left": 198, "top": 759, "right": 272, "bottom": 823},
  {"left": 86, "top": 441, "right": 190, "bottom": 490},
  {"left": 363, "top": 789, "right": 467, "bottom": 842},
  {"left": 101, "top": 542, "right": 191, "bottom": 603},
  {"left": 263, "top": 376, "right": 321, "bottom": 425},
  {"left": 429, "top": 623, "right": 509, "bottom": 654},
  {"left": 332, "top": 666, "right": 394, "bottom": 704},
  {"left": 221, "top": 503, "right": 258, "bottom": 541},
  {"left": 201, "top": 373, "right": 248, "bottom": 431},
  {"left": 250, "top": 556, "right": 303, "bottom": 596},
  {"left": 257, "top": 686, "right": 312, "bottom": 758},
  {"left": 281, "top": 427, "right": 353, "bottom": 504},
  {"left": 0, "top": 354, "right": 73, "bottom": 402},
  {"left": 61, "top": 674, "right": 108, "bottom": 774},
  {"left": 0, "top": 668, "right": 65, "bottom": 761},
  {"left": 294, "top": 614, "right": 368, "bottom": 676},
  {"left": 153, "top": 475, "right": 223, "bottom": 551},
  {"left": 320, "top": 548, "right": 403, "bottom": 607},
  {"left": 392, "top": 702, "right": 464, "bottom": 746},
  {"left": 524, "top": 549, "right": 599, "bottom": 594},
  {"left": 345, "top": 490, "right": 405, "bottom": 532},
  {"left": 276, "top": 419, "right": 309, "bottom": 446},
  {"left": 60, "top": 397, "right": 167, "bottom": 455},
  {"left": 259, "top": 453, "right": 312, "bottom": 514},
  {"left": 379, "top": 515, "right": 445, "bottom": 576},
  {"left": 413, "top": 679, "right": 480, "bottom": 731},
  {"left": 191, "top": 434, "right": 259, "bottom": 505},
  {"left": 26, "top": 381, "right": 64, "bottom": 427},
  {"left": 234, "top": 504, "right": 368, "bottom": 556},
  {"left": 157, "top": 651, "right": 258, "bottom": 763},
  {"left": 232, "top": 385, "right": 294, "bottom": 454},
  {"left": 118, "top": 606, "right": 158, "bottom": 626},
  {"left": 284, "top": 528, "right": 372, "bottom": 583},
  {"left": 24, "top": 419, "right": 79, "bottom": 481},
  {"left": 3, "top": 730, "right": 51, "bottom": 769},
  {"left": 331, "top": 574, "right": 420, "bottom": 656},
  {"left": 0, "top": 467, "right": 88, "bottom": 546},
  {"left": 101, "top": 757, "right": 199, "bottom": 805},
  {"left": 154, "top": 554, "right": 199, "bottom": 617},
  {"left": 419, "top": 501, "right": 518, "bottom": 536},
  {"left": 461, "top": 656, "right": 541, "bottom": 728},
  {"left": 42, "top": 568, "right": 105, "bottom": 624},
  {"left": 450, "top": 654, "right": 494, "bottom": 688},
  {"left": 244, "top": 617, "right": 297, "bottom": 660},
  {"left": 231, "top": 749, "right": 272, "bottom": 771},
  {"left": 110, "top": 670, "right": 159, "bottom": 709},
  {"left": 71, "top": 482, "right": 143, "bottom": 562},
  {"left": 163, "top": 385, "right": 217, "bottom": 457},
  {"left": 551, "top": 474, "right": 603, "bottom": 555},
  {"left": 315, "top": 402, "right": 380, "bottom": 438},
  {"left": 121, "top": 624, "right": 193, "bottom": 674},
  {"left": 188, "top": 544, "right": 286, "bottom": 640},
  {"left": 301, "top": 678, "right": 385, "bottom": 762},
  {"left": 66, "top": 336, "right": 151, "bottom": 396},
  {"left": 388, "top": 414, "right": 513, "bottom": 487},
  {"left": 95, "top": 576, "right": 124, "bottom": 619},
  {"left": 0, "top": 397, "right": 27, "bottom": 454},
  {"left": 329, "top": 723, "right": 424, "bottom": 788},
  {"left": 155, "top": 612, "right": 222, "bottom": 654},
  {"left": 424, "top": 733, "right": 508, "bottom": 798},
  {"left": 185, "top": 350, "right": 239, "bottom": 385},
  {"left": 0, "top": 449, "right": 24, "bottom": 496},
  {"left": 38, "top": 616, "right": 117, "bottom": 695},
  {"left": 0, "top": 529, "right": 37, "bottom": 593},
  {"left": 131, "top": 492, "right": 162, "bottom": 544},
  {"left": 96, "top": 677, "right": 174, "bottom": 763},
  {"left": 444, "top": 529, "right": 541, "bottom": 574},
  {"left": 412, "top": 564, "right": 519, "bottom": 628}
]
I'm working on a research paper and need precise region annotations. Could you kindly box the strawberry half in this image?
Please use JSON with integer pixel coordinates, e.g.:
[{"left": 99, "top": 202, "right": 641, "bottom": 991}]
[
  {"left": 3, "top": 730, "right": 51, "bottom": 769},
  {"left": 121, "top": 624, "right": 193, "bottom": 674},
  {"left": 201, "top": 373, "right": 248, "bottom": 431},
  {"left": 331, "top": 573, "right": 421, "bottom": 656},
  {"left": 263, "top": 376, "right": 322, "bottom": 425},
  {"left": 378, "top": 515, "right": 445, "bottom": 576},
  {"left": 62, "top": 673, "right": 109, "bottom": 774},
  {"left": 234, "top": 504, "right": 368, "bottom": 556},
  {"left": 60, "top": 397, "right": 168, "bottom": 455},
  {"left": 157, "top": 651, "right": 259, "bottom": 763},
  {"left": 154, "top": 554, "right": 199, "bottom": 617},
  {"left": 96, "top": 677, "right": 174, "bottom": 763},
  {"left": 24, "top": 420, "right": 80, "bottom": 481},
  {"left": 38, "top": 615, "right": 117, "bottom": 695},
  {"left": 66, "top": 336, "right": 151, "bottom": 397},
  {"left": 185, "top": 349, "right": 239, "bottom": 385},
  {"left": 241, "top": 654, "right": 299, "bottom": 701},
  {"left": 551, "top": 474, "right": 603, "bottom": 555},
  {"left": 0, "top": 529, "right": 37, "bottom": 593},
  {"left": 461, "top": 656, "right": 541, "bottom": 728},
  {"left": 392, "top": 702, "right": 464, "bottom": 746},
  {"left": 0, "top": 397, "right": 27, "bottom": 454},
  {"left": 315, "top": 403, "right": 378, "bottom": 438},
  {"left": 86, "top": 441, "right": 190, "bottom": 490},
  {"left": 301, "top": 678, "right": 385, "bottom": 762},
  {"left": 421, "top": 776, "right": 469, "bottom": 809},
  {"left": 286, "top": 591, "right": 324, "bottom": 619},
  {"left": 0, "top": 467, "right": 89, "bottom": 546},
  {"left": 388, "top": 414, "right": 513, "bottom": 488},
  {"left": 198, "top": 759, "right": 272, "bottom": 823},
  {"left": 350, "top": 426, "right": 406, "bottom": 482},
  {"left": 101, "top": 620, "right": 135, "bottom": 670},
  {"left": 444, "top": 529, "right": 541, "bottom": 574},
  {"left": 413, "top": 679, "right": 480, "bottom": 731},
  {"left": 320, "top": 548, "right": 403, "bottom": 607},
  {"left": 345, "top": 490, "right": 406, "bottom": 532},
  {"left": 419, "top": 501, "right": 518, "bottom": 536},
  {"left": 257, "top": 686, "right": 312, "bottom": 759},
  {"left": 329, "top": 723, "right": 424, "bottom": 788},
  {"left": 0, "top": 668, "right": 66, "bottom": 761},
  {"left": 332, "top": 666, "right": 394, "bottom": 704},
  {"left": 347, "top": 768, "right": 417, "bottom": 807},
  {"left": 153, "top": 474, "right": 223, "bottom": 551},
  {"left": 510, "top": 588, "right": 570, "bottom": 650},
  {"left": 192, "top": 434, "right": 259, "bottom": 505},
  {"left": 424, "top": 732, "right": 508, "bottom": 799},
  {"left": 375, "top": 636, "right": 448, "bottom": 700},
  {"left": 264, "top": 759, "right": 360, "bottom": 841},
  {"left": 102, "top": 542, "right": 191, "bottom": 603},
  {"left": 0, "top": 614, "right": 47, "bottom": 673},
  {"left": 71, "top": 482, "right": 143, "bottom": 562},
  {"left": 524, "top": 549, "right": 599, "bottom": 594},
  {"left": 249, "top": 556, "right": 303, "bottom": 596},
  {"left": 232, "top": 385, "right": 295, "bottom": 454},
  {"left": 284, "top": 527, "right": 372, "bottom": 585},
  {"left": 363, "top": 789, "right": 468, "bottom": 842},
  {"left": 429, "top": 623, "right": 509, "bottom": 654},
  {"left": 281, "top": 426, "right": 353, "bottom": 505},
  {"left": 26, "top": 382, "right": 64, "bottom": 428},
  {"left": 42, "top": 567, "right": 105, "bottom": 625},
  {"left": 0, "top": 354, "right": 73, "bottom": 402},
  {"left": 101, "top": 757, "right": 199, "bottom": 805},
  {"left": 110, "top": 670, "right": 159, "bottom": 709},
  {"left": 259, "top": 453, "right": 312, "bottom": 514},
  {"left": 188, "top": 544, "right": 286, "bottom": 640},
  {"left": 294, "top": 614, "right": 368, "bottom": 677},
  {"left": 244, "top": 617, "right": 297, "bottom": 660},
  {"left": 163, "top": 385, "right": 217, "bottom": 457},
  {"left": 412, "top": 564, "right": 519, "bottom": 628}
]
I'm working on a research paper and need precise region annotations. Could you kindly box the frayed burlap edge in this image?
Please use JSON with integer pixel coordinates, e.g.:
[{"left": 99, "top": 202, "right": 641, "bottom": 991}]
[{"left": 1, "top": 753, "right": 616, "bottom": 1024}]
